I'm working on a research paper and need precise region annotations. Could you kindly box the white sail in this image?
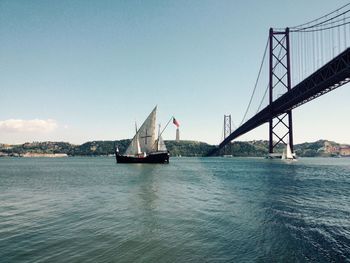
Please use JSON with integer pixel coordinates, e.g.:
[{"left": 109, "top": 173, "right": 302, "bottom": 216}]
[
  {"left": 136, "top": 136, "right": 142, "bottom": 154},
  {"left": 286, "top": 143, "right": 293, "bottom": 159},
  {"left": 124, "top": 106, "right": 158, "bottom": 155},
  {"left": 138, "top": 106, "right": 157, "bottom": 153},
  {"left": 125, "top": 133, "right": 142, "bottom": 156},
  {"left": 281, "top": 143, "right": 295, "bottom": 160},
  {"left": 156, "top": 135, "right": 167, "bottom": 151}
]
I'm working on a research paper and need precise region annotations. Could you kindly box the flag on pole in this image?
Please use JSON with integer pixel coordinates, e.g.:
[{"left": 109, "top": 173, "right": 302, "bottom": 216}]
[{"left": 173, "top": 117, "right": 180, "bottom": 128}]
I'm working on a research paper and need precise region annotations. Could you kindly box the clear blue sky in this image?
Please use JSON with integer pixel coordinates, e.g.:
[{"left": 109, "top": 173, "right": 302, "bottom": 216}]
[{"left": 1, "top": 0, "right": 349, "bottom": 144}]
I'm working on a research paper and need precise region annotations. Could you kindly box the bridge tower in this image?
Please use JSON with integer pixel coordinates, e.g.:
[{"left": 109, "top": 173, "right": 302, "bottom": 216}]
[
  {"left": 268, "top": 27, "right": 294, "bottom": 154},
  {"left": 223, "top": 114, "right": 232, "bottom": 155}
]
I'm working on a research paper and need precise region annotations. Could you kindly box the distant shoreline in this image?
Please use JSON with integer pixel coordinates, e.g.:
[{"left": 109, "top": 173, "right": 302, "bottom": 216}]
[
  {"left": 22, "top": 153, "right": 68, "bottom": 158},
  {"left": 0, "top": 139, "right": 349, "bottom": 158},
  {"left": 1, "top": 155, "right": 350, "bottom": 159}
]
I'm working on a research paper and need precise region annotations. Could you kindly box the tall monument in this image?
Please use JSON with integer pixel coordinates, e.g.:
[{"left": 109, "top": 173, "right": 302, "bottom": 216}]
[{"left": 173, "top": 117, "right": 180, "bottom": 142}]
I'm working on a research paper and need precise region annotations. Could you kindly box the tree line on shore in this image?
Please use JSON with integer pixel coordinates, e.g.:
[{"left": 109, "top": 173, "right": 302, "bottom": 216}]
[{"left": 0, "top": 139, "right": 348, "bottom": 157}]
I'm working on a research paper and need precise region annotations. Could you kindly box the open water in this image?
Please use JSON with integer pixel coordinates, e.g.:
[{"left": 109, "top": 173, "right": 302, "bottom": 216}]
[{"left": 0, "top": 157, "right": 349, "bottom": 262}]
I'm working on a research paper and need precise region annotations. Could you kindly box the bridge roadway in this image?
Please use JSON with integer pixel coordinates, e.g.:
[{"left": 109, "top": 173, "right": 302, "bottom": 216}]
[{"left": 208, "top": 47, "right": 350, "bottom": 156}]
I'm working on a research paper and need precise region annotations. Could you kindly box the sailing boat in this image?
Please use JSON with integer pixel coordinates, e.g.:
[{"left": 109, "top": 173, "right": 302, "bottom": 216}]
[
  {"left": 281, "top": 143, "right": 297, "bottom": 160},
  {"left": 115, "top": 106, "right": 170, "bottom": 164}
]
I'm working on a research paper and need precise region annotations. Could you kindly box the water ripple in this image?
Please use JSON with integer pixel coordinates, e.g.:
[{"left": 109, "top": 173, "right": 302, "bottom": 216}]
[{"left": 0, "top": 157, "right": 349, "bottom": 262}]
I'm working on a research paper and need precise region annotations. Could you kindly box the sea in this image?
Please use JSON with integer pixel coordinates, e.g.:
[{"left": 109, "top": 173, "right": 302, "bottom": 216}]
[{"left": 0, "top": 157, "right": 349, "bottom": 262}]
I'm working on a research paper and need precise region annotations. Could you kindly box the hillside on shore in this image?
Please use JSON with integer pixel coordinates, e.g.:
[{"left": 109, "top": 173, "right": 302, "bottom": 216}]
[{"left": 0, "top": 139, "right": 349, "bottom": 157}]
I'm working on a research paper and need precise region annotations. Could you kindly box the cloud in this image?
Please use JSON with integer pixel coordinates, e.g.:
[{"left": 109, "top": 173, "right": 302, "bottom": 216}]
[{"left": 0, "top": 119, "right": 58, "bottom": 133}]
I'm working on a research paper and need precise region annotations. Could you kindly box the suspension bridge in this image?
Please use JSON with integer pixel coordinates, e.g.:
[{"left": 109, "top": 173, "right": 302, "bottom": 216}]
[{"left": 208, "top": 3, "right": 350, "bottom": 156}]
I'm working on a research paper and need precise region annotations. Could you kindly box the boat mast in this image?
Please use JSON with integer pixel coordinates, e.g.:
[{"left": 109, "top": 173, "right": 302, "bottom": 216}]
[{"left": 157, "top": 124, "right": 161, "bottom": 151}]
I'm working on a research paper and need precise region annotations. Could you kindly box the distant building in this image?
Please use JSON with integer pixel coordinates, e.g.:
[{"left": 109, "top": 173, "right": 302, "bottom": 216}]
[
  {"left": 90, "top": 146, "right": 97, "bottom": 152},
  {"left": 176, "top": 128, "right": 180, "bottom": 142},
  {"left": 339, "top": 146, "right": 350, "bottom": 156},
  {"left": 323, "top": 141, "right": 338, "bottom": 153}
]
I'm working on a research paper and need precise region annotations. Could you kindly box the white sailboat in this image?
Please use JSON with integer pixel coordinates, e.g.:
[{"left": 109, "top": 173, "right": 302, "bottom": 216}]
[
  {"left": 115, "top": 106, "right": 169, "bottom": 163},
  {"left": 281, "top": 142, "right": 297, "bottom": 160}
]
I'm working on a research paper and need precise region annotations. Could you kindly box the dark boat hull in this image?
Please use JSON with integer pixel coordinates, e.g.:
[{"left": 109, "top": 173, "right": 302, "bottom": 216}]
[{"left": 116, "top": 152, "right": 169, "bottom": 164}]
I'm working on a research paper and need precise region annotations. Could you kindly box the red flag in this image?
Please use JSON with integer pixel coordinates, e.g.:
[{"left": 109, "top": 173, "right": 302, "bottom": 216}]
[{"left": 173, "top": 117, "right": 180, "bottom": 128}]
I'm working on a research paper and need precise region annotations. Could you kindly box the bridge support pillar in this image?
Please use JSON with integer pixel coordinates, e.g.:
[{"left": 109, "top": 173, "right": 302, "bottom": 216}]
[
  {"left": 223, "top": 115, "right": 232, "bottom": 155},
  {"left": 269, "top": 28, "right": 294, "bottom": 154}
]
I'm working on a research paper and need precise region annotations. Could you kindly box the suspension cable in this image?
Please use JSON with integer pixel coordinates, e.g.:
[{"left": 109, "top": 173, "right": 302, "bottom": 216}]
[
  {"left": 291, "top": 2, "right": 350, "bottom": 29},
  {"left": 239, "top": 37, "right": 269, "bottom": 126},
  {"left": 296, "top": 14, "right": 350, "bottom": 30},
  {"left": 256, "top": 84, "right": 269, "bottom": 113},
  {"left": 293, "top": 9, "right": 350, "bottom": 32},
  {"left": 293, "top": 20, "right": 350, "bottom": 33}
]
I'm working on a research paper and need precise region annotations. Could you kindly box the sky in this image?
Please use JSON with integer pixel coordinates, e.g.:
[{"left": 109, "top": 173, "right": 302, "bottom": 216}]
[{"left": 1, "top": 0, "right": 349, "bottom": 145}]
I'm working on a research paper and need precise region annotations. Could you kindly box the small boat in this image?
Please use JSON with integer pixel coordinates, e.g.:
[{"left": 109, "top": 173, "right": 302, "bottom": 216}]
[
  {"left": 115, "top": 106, "right": 169, "bottom": 164},
  {"left": 281, "top": 143, "right": 297, "bottom": 161}
]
